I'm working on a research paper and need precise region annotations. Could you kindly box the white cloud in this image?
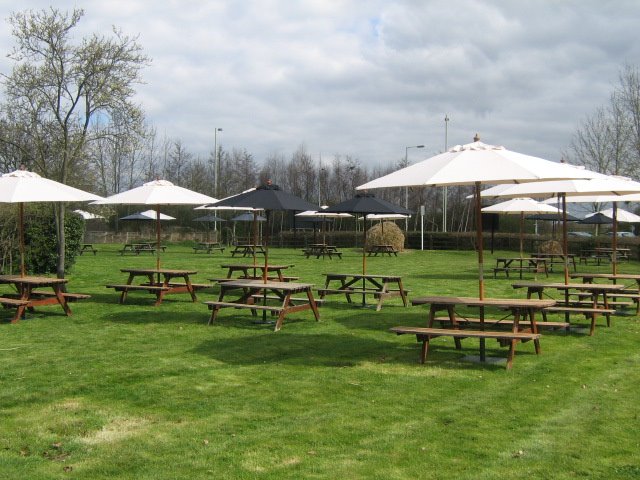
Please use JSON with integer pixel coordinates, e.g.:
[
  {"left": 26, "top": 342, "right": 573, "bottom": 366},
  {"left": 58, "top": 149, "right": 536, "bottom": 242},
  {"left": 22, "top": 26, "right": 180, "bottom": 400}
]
[{"left": 1, "top": 0, "right": 639, "bottom": 169}]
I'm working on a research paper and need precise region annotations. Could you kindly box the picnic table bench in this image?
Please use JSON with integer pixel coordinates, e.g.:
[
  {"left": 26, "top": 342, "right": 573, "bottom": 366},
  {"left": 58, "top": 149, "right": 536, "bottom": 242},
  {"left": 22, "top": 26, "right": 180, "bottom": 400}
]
[
  {"left": 318, "top": 273, "right": 409, "bottom": 311},
  {"left": 0, "top": 275, "right": 89, "bottom": 323},
  {"left": 106, "top": 268, "right": 206, "bottom": 306},
  {"left": 493, "top": 257, "right": 548, "bottom": 279},
  {"left": 512, "top": 281, "right": 625, "bottom": 335},
  {"left": 192, "top": 242, "right": 225, "bottom": 254},
  {"left": 366, "top": 244, "right": 399, "bottom": 256},
  {"left": 119, "top": 243, "right": 163, "bottom": 255},
  {"left": 303, "top": 244, "right": 342, "bottom": 259},
  {"left": 79, "top": 243, "right": 98, "bottom": 255},
  {"left": 392, "top": 296, "right": 553, "bottom": 369},
  {"left": 205, "top": 279, "right": 320, "bottom": 331},
  {"left": 231, "top": 244, "right": 266, "bottom": 257}
]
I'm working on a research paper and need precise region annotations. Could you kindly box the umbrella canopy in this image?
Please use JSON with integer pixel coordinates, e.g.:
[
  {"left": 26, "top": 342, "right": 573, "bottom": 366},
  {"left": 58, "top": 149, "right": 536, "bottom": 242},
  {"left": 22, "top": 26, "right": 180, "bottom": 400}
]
[
  {"left": 93, "top": 179, "right": 217, "bottom": 272},
  {"left": 356, "top": 139, "right": 597, "bottom": 298},
  {"left": 482, "top": 174, "right": 640, "bottom": 278},
  {"left": 482, "top": 198, "right": 559, "bottom": 256},
  {"left": 0, "top": 168, "right": 103, "bottom": 276},
  {"left": 193, "top": 214, "right": 226, "bottom": 222},
  {"left": 296, "top": 209, "right": 353, "bottom": 244},
  {"left": 231, "top": 213, "right": 266, "bottom": 222},
  {"left": 357, "top": 213, "right": 411, "bottom": 220},
  {"left": 120, "top": 210, "right": 176, "bottom": 221},
  {"left": 207, "top": 182, "right": 317, "bottom": 282},
  {"left": 324, "top": 193, "right": 411, "bottom": 276},
  {"left": 582, "top": 208, "right": 640, "bottom": 224}
]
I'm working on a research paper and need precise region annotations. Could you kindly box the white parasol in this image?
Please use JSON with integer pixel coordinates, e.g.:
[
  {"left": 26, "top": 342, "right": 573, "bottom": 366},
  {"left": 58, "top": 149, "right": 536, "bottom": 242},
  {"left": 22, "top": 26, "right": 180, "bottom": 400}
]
[
  {"left": 93, "top": 179, "right": 217, "bottom": 272},
  {"left": 481, "top": 175, "right": 640, "bottom": 278},
  {"left": 482, "top": 198, "right": 560, "bottom": 256},
  {"left": 0, "top": 168, "right": 103, "bottom": 276},
  {"left": 357, "top": 138, "right": 598, "bottom": 298}
]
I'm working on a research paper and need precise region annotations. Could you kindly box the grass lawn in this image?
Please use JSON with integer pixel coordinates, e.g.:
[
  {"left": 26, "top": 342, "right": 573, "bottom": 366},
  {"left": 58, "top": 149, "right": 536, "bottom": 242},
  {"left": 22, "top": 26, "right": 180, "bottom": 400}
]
[{"left": 1, "top": 244, "right": 640, "bottom": 479}]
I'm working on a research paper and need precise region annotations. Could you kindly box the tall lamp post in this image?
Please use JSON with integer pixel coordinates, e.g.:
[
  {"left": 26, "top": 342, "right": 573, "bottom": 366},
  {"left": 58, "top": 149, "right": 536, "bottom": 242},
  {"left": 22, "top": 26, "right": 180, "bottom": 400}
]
[
  {"left": 443, "top": 115, "right": 449, "bottom": 232},
  {"left": 404, "top": 144, "right": 424, "bottom": 230},
  {"left": 213, "top": 127, "right": 223, "bottom": 198}
]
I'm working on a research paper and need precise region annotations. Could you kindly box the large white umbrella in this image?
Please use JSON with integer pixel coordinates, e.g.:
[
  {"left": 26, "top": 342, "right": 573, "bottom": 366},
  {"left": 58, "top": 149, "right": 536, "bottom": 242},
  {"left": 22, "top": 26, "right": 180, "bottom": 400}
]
[
  {"left": 0, "top": 168, "right": 103, "bottom": 276},
  {"left": 357, "top": 138, "right": 598, "bottom": 298},
  {"left": 482, "top": 198, "right": 560, "bottom": 256},
  {"left": 481, "top": 175, "right": 640, "bottom": 279},
  {"left": 73, "top": 209, "right": 105, "bottom": 220},
  {"left": 93, "top": 179, "right": 217, "bottom": 271},
  {"left": 296, "top": 208, "right": 353, "bottom": 245}
]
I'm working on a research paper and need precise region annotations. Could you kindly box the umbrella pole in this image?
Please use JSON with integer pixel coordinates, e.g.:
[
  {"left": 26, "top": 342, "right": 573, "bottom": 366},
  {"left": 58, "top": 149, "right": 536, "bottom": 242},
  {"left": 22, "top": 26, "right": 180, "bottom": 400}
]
[
  {"left": 561, "top": 194, "right": 569, "bottom": 285},
  {"left": 252, "top": 211, "right": 258, "bottom": 277},
  {"left": 612, "top": 202, "right": 618, "bottom": 276},
  {"left": 155, "top": 207, "right": 161, "bottom": 284},
  {"left": 362, "top": 217, "right": 367, "bottom": 306},
  {"left": 263, "top": 211, "right": 270, "bottom": 283},
  {"left": 19, "top": 203, "right": 25, "bottom": 277},
  {"left": 519, "top": 212, "right": 524, "bottom": 257},
  {"left": 474, "top": 182, "right": 485, "bottom": 300}
]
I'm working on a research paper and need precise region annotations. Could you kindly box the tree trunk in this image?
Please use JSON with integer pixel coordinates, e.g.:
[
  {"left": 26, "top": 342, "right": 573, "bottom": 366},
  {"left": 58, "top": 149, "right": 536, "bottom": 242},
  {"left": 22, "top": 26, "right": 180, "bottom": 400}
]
[{"left": 55, "top": 204, "right": 66, "bottom": 279}]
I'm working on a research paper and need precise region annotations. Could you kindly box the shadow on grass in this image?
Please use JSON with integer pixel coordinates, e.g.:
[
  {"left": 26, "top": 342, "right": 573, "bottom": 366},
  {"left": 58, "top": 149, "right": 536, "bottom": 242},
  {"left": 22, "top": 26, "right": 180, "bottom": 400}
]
[{"left": 192, "top": 331, "right": 397, "bottom": 367}]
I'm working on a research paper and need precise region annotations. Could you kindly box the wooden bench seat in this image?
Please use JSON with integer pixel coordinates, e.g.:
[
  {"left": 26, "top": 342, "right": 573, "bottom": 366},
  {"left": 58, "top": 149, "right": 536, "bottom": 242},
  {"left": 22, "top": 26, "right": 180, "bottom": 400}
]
[
  {"left": 162, "top": 282, "right": 212, "bottom": 290},
  {"left": 30, "top": 290, "right": 91, "bottom": 301},
  {"left": 193, "top": 245, "right": 225, "bottom": 253},
  {"left": 106, "top": 284, "right": 170, "bottom": 292},
  {"left": 318, "top": 287, "right": 409, "bottom": 296},
  {"left": 390, "top": 326, "right": 541, "bottom": 369},
  {"left": 433, "top": 316, "right": 570, "bottom": 331},
  {"left": 0, "top": 297, "right": 30, "bottom": 323}
]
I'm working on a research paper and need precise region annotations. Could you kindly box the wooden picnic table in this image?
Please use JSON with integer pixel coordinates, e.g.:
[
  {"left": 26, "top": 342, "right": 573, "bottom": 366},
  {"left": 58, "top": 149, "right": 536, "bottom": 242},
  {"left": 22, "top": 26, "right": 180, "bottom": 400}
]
[
  {"left": 533, "top": 253, "right": 577, "bottom": 272},
  {"left": 119, "top": 242, "right": 161, "bottom": 255},
  {"left": 512, "top": 281, "right": 626, "bottom": 335},
  {"left": 106, "top": 268, "right": 208, "bottom": 306},
  {"left": 79, "top": 243, "right": 98, "bottom": 255},
  {"left": 193, "top": 241, "right": 225, "bottom": 254},
  {"left": 493, "top": 256, "right": 548, "bottom": 279},
  {"left": 230, "top": 244, "right": 266, "bottom": 257},
  {"left": 366, "top": 244, "right": 399, "bottom": 256},
  {"left": 318, "top": 273, "right": 408, "bottom": 311},
  {"left": 0, "top": 275, "right": 77, "bottom": 322},
  {"left": 303, "top": 244, "right": 342, "bottom": 259},
  {"left": 205, "top": 279, "right": 320, "bottom": 331},
  {"left": 392, "top": 296, "right": 554, "bottom": 369},
  {"left": 216, "top": 263, "right": 295, "bottom": 282},
  {"left": 570, "top": 272, "right": 640, "bottom": 314}
]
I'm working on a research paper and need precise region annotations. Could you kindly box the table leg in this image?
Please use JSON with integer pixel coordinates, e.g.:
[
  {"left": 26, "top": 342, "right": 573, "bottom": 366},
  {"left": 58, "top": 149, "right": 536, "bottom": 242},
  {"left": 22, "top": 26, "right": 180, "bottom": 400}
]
[
  {"left": 52, "top": 284, "right": 72, "bottom": 316},
  {"left": 305, "top": 289, "right": 320, "bottom": 321}
]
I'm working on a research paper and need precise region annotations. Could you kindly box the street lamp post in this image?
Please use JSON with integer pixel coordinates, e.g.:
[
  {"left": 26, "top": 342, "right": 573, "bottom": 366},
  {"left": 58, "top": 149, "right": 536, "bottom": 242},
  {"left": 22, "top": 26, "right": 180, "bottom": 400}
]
[
  {"left": 404, "top": 144, "right": 424, "bottom": 231},
  {"left": 213, "top": 127, "right": 223, "bottom": 198}
]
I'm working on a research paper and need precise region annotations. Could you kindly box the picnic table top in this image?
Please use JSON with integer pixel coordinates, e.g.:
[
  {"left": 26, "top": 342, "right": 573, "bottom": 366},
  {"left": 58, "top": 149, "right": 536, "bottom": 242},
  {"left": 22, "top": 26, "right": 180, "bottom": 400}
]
[
  {"left": 411, "top": 295, "right": 556, "bottom": 308},
  {"left": 221, "top": 263, "right": 291, "bottom": 269},
  {"left": 570, "top": 272, "right": 640, "bottom": 280},
  {"left": 323, "top": 272, "right": 402, "bottom": 280},
  {"left": 120, "top": 268, "right": 197, "bottom": 275},
  {"left": 219, "top": 279, "right": 314, "bottom": 291},
  {"left": 0, "top": 274, "right": 69, "bottom": 285},
  {"left": 512, "top": 281, "right": 627, "bottom": 292}
]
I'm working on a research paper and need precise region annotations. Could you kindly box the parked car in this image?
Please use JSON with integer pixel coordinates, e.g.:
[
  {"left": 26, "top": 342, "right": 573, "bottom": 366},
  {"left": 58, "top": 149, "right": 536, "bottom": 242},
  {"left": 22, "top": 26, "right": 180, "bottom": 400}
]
[
  {"left": 606, "top": 231, "right": 636, "bottom": 237},
  {"left": 567, "top": 231, "right": 592, "bottom": 238}
]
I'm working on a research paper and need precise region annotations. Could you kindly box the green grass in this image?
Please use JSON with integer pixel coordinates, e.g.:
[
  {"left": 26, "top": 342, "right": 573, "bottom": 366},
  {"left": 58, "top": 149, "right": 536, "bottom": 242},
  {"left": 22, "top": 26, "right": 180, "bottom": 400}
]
[{"left": 2, "top": 245, "right": 640, "bottom": 479}]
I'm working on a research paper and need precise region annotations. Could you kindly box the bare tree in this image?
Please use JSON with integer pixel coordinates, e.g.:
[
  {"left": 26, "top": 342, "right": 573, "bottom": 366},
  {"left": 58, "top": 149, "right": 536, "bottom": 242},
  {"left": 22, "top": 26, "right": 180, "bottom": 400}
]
[{"left": 0, "top": 7, "right": 149, "bottom": 277}]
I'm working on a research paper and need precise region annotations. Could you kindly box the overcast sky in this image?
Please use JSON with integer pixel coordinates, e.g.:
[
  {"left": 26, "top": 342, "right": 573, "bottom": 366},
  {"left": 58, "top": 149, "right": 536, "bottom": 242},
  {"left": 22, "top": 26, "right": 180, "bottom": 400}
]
[{"left": 1, "top": 0, "right": 639, "bottom": 170}]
